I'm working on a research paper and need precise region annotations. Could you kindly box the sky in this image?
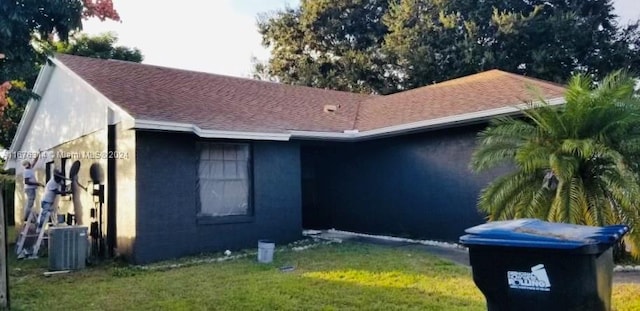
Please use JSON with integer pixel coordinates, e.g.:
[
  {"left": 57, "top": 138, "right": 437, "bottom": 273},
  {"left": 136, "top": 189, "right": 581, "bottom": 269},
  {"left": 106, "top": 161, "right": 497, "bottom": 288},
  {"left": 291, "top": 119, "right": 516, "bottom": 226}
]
[
  {"left": 82, "top": 0, "right": 299, "bottom": 78},
  {"left": 82, "top": 0, "right": 639, "bottom": 78}
]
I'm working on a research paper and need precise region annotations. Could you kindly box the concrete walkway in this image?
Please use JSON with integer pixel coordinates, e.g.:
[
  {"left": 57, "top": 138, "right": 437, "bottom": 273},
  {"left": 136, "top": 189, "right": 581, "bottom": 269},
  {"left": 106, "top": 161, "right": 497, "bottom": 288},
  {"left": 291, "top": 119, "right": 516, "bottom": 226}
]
[{"left": 307, "top": 230, "right": 640, "bottom": 284}]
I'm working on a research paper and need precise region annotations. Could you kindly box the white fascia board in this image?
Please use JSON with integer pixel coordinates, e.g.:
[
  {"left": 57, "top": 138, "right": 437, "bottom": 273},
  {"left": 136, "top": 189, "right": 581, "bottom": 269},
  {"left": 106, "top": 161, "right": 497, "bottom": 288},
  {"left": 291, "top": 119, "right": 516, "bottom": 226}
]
[
  {"left": 291, "top": 97, "right": 566, "bottom": 141},
  {"left": 287, "top": 131, "right": 357, "bottom": 141},
  {"left": 356, "top": 97, "right": 566, "bottom": 140},
  {"left": 4, "top": 64, "right": 55, "bottom": 169},
  {"left": 49, "top": 56, "right": 134, "bottom": 125},
  {"left": 134, "top": 119, "right": 291, "bottom": 141}
]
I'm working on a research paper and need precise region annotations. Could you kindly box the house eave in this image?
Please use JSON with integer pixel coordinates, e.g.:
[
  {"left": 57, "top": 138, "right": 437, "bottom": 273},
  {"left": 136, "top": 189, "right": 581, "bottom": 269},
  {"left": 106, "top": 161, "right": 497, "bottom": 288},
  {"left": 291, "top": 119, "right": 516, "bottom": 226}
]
[
  {"left": 290, "top": 97, "right": 566, "bottom": 141},
  {"left": 134, "top": 97, "right": 565, "bottom": 142},
  {"left": 133, "top": 119, "right": 292, "bottom": 141}
]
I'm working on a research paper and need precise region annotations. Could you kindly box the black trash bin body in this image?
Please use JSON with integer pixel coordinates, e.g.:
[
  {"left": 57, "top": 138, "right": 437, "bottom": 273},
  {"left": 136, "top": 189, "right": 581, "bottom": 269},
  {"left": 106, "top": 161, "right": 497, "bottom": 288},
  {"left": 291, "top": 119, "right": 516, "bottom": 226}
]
[{"left": 459, "top": 219, "right": 628, "bottom": 311}]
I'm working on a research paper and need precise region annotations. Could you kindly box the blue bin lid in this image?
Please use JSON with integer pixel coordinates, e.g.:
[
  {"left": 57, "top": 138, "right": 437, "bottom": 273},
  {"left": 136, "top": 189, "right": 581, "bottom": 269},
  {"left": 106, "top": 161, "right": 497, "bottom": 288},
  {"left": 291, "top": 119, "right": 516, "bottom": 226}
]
[{"left": 459, "top": 219, "right": 629, "bottom": 251}]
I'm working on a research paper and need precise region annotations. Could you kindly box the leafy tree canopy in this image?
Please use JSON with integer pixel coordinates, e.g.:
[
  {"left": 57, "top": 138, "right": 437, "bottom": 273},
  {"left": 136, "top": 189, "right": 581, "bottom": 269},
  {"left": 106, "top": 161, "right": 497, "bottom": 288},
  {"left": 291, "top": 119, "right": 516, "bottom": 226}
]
[
  {"left": 0, "top": 0, "right": 119, "bottom": 84},
  {"left": 0, "top": 0, "right": 120, "bottom": 148},
  {"left": 54, "top": 32, "right": 144, "bottom": 63},
  {"left": 256, "top": 0, "right": 640, "bottom": 94}
]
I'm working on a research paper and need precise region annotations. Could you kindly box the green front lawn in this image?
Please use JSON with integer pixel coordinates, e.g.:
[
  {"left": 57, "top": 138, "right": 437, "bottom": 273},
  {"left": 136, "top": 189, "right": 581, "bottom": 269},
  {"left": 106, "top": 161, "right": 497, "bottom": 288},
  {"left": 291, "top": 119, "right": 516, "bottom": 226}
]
[{"left": 5, "top": 239, "right": 640, "bottom": 311}]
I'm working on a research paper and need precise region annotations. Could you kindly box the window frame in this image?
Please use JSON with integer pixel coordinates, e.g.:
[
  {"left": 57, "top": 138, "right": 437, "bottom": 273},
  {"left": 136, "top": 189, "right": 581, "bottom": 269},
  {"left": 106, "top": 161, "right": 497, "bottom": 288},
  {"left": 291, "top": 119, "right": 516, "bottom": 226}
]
[
  {"left": 195, "top": 141, "right": 255, "bottom": 225},
  {"left": 60, "top": 156, "right": 70, "bottom": 196},
  {"left": 45, "top": 161, "right": 54, "bottom": 182}
]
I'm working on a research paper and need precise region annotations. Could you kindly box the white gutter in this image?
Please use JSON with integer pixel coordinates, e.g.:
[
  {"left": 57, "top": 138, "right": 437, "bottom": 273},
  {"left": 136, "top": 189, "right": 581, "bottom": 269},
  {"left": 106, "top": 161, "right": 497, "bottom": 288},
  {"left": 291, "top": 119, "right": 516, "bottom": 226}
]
[
  {"left": 290, "top": 97, "right": 566, "bottom": 141},
  {"left": 288, "top": 131, "right": 358, "bottom": 141},
  {"left": 134, "top": 119, "right": 291, "bottom": 141}
]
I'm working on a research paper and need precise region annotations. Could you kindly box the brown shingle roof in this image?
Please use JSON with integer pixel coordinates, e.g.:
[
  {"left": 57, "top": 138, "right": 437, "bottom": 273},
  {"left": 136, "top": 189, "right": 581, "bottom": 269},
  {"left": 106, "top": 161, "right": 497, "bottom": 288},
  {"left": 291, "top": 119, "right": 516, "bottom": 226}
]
[
  {"left": 54, "top": 54, "right": 566, "bottom": 135},
  {"left": 356, "top": 70, "right": 566, "bottom": 131},
  {"left": 55, "top": 54, "right": 375, "bottom": 133}
]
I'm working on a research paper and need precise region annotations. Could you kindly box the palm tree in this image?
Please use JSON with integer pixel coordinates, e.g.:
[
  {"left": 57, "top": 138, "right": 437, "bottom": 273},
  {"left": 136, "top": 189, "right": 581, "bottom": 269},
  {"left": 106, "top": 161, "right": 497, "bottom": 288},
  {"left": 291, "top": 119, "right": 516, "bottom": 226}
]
[{"left": 470, "top": 70, "right": 640, "bottom": 257}]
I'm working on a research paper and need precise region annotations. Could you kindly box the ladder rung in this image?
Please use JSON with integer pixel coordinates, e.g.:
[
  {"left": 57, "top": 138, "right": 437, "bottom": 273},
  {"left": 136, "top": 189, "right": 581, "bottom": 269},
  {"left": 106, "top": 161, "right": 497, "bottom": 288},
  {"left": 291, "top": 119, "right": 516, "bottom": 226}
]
[{"left": 21, "top": 234, "right": 48, "bottom": 238}]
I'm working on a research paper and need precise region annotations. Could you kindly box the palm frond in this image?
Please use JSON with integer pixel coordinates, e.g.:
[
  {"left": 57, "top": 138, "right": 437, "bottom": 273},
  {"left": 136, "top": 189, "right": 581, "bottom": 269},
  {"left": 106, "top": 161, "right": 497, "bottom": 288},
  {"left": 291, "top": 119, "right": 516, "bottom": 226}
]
[
  {"left": 470, "top": 120, "right": 536, "bottom": 172},
  {"left": 530, "top": 185, "right": 554, "bottom": 219},
  {"left": 471, "top": 70, "right": 640, "bottom": 259},
  {"left": 478, "top": 171, "right": 540, "bottom": 220},
  {"left": 514, "top": 142, "right": 551, "bottom": 173}
]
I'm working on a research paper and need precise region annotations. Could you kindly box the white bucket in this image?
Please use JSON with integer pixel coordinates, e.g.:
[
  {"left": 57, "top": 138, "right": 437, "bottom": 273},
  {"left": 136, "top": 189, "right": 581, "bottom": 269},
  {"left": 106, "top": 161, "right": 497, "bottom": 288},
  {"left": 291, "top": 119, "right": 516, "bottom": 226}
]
[{"left": 257, "top": 240, "right": 275, "bottom": 263}]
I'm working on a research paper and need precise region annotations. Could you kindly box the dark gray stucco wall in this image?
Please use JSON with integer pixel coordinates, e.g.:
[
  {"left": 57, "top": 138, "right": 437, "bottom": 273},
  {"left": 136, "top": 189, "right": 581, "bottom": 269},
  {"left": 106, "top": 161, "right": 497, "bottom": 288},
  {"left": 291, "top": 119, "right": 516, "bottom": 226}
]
[
  {"left": 134, "top": 131, "right": 302, "bottom": 264},
  {"left": 301, "top": 124, "right": 505, "bottom": 242}
]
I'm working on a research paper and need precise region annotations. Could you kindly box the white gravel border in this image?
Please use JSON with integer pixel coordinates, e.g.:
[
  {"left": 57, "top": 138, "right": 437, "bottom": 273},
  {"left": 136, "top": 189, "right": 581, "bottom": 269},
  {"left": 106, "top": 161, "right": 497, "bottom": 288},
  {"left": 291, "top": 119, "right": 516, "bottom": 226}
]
[
  {"left": 304, "top": 228, "right": 465, "bottom": 249},
  {"left": 130, "top": 229, "right": 639, "bottom": 273},
  {"left": 614, "top": 265, "right": 640, "bottom": 272},
  {"left": 134, "top": 238, "right": 338, "bottom": 271},
  {"left": 304, "top": 229, "right": 640, "bottom": 272}
]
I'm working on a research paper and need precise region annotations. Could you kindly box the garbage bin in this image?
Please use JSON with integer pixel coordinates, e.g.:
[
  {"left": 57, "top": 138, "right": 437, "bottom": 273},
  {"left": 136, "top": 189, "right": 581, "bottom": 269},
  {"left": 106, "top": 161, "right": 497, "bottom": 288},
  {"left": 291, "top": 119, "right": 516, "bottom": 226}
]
[{"left": 459, "top": 219, "right": 628, "bottom": 311}]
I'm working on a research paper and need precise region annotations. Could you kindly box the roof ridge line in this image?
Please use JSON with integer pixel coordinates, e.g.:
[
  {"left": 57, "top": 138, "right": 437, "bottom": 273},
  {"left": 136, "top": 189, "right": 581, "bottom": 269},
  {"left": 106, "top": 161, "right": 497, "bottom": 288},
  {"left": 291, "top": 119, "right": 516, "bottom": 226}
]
[
  {"left": 491, "top": 69, "right": 567, "bottom": 89},
  {"left": 359, "top": 70, "right": 508, "bottom": 102}
]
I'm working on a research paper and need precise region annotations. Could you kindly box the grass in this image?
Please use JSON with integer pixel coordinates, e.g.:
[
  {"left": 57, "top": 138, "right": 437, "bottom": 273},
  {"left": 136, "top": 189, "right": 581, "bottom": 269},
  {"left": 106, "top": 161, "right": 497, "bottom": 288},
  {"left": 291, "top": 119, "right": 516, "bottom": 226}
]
[{"left": 4, "top": 231, "right": 640, "bottom": 311}]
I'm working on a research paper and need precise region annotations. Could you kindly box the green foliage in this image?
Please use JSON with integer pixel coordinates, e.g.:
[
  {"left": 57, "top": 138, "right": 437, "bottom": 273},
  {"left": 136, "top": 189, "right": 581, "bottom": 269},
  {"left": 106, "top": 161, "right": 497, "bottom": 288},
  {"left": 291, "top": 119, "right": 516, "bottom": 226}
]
[
  {"left": 53, "top": 32, "right": 144, "bottom": 63},
  {"left": 257, "top": 0, "right": 640, "bottom": 94},
  {"left": 0, "top": 0, "right": 79, "bottom": 86},
  {"left": 0, "top": 1, "right": 120, "bottom": 149},
  {"left": 256, "top": 0, "right": 395, "bottom": 94},
  {"left": 0, "top": 81, "right": 33, "bottom": 148},
  {"left": 0, "top": 172, "right": 14, "bottom": 184},
  {"left": 470, "top": 70, "right": 640, "bottom": 258}
]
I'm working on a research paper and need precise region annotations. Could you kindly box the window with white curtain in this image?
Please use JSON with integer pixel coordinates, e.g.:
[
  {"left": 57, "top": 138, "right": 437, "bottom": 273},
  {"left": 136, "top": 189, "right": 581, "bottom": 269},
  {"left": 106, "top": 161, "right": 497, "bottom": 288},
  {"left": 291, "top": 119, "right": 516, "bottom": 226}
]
[{"left": 197, "top": 142, "right": 251, "bottom": 217}]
